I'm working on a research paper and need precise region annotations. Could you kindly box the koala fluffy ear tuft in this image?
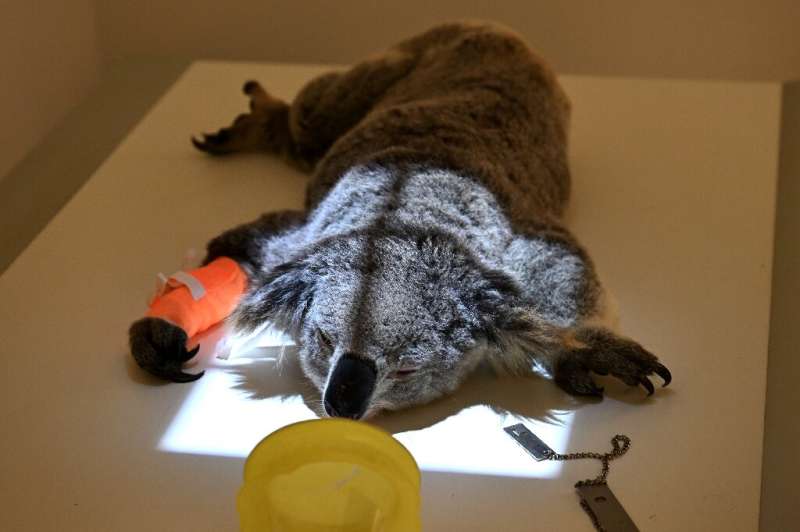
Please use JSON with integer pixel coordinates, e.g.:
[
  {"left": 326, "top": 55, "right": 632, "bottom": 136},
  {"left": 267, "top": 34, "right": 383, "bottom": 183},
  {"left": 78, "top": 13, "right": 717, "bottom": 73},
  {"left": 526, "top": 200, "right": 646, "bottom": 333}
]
[
  {"left": 474, "top": 270, "right": 565, "bottom": 374},
  {"left": 231, "top": 257, "right": 316, "bottom": 334},
  {"left": 473, "top": 268, "right": 520, "bottom": 324}
]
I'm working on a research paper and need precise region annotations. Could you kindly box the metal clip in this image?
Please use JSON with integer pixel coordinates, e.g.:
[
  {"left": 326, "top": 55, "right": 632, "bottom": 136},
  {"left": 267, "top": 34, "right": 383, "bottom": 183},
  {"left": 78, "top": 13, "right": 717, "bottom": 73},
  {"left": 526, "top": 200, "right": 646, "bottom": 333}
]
[
  {"left": 504, "top": 423, "right": 554, "bottom": 461},
  {"left": 576, "top": 484, "right": 640, "bottom": 532}
]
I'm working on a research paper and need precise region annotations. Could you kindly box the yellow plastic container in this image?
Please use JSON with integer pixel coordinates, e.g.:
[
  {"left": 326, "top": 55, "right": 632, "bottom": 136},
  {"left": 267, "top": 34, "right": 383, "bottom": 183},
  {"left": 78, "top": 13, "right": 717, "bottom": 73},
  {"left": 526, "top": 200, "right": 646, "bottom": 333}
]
[{"left": 238, "top": 419, "right": 421, "bottom": 532}]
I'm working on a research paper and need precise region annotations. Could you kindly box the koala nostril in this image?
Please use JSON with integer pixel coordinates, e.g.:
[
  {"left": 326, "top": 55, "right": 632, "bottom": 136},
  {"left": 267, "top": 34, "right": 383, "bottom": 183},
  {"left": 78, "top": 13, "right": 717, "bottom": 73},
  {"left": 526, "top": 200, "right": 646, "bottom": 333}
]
[{"left": 324, "top": 398, "right": 365, "bottom": 419}]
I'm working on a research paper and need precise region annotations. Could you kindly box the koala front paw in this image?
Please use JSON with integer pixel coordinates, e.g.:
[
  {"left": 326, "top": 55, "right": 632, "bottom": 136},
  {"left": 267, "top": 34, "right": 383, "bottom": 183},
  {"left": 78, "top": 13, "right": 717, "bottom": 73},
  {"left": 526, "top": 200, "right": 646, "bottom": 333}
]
[
  {"left": 554, "top": 328, "right": 671, "bottom": 397},
  {"left": 129, "top": 317, "right": 204, "bottom": 383}
]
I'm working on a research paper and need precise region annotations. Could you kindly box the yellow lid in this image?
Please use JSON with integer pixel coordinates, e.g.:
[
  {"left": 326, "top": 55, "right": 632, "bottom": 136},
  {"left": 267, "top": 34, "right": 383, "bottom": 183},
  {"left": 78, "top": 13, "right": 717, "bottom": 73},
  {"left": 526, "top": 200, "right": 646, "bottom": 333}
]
[{"left": 238, "top": 419, "right": 421, "bottom": 532}]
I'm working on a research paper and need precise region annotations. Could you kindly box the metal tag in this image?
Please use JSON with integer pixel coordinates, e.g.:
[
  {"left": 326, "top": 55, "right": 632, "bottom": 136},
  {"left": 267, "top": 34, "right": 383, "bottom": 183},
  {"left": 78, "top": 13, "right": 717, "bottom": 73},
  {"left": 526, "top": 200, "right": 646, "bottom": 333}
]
[
  {"left": 504, "top": 423, "right": 554, "bottom": 461},
  {"left": 576, "top": 484, "right": 640, "bottom": 532}
]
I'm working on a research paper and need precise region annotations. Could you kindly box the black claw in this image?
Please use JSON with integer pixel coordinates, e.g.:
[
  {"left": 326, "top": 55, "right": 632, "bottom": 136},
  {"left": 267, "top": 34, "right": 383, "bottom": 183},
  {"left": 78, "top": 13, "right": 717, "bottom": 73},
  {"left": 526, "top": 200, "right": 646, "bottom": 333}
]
[
  {"left": 178, "top": 344, "right": 201, "bottom": 363},
  {"left": 144, "top": 358, "right": 204, "bottom": 383},
  {"left": 655, "top": 363, "right": 672, "bottom": 386},
  {"left": 192, "top": 131, "right": 233, "bottom": 155},
  {"left": 639, "top": 377, "right": 655, "bottom": 396},
  {"left": 145, "top": 362, "right": 204, "bottom": 383},
  {"left": 166, "top": 369, "right": 205, "bottom": 383},
  {"left": 146, "top": 363, "right": 204, "bottom": 383},
  {"left": 209, "top": 129, "right": 230, "bottom": 144}
]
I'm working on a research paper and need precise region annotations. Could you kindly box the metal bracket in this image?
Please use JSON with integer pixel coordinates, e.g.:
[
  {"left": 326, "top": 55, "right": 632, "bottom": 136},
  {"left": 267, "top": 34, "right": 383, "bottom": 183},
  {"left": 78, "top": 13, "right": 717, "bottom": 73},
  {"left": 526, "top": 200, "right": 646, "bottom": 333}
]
[
  {"left": 576, "top": 484, "right": 640, "bottom": 532},
  {"left": 504, "top": 423, "right": 554, "bottom": 461}
]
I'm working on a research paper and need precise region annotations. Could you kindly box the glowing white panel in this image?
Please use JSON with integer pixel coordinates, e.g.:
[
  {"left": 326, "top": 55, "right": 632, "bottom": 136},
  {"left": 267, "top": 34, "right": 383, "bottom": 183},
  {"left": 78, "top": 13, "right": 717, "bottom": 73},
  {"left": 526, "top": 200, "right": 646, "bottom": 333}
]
[
  {"left": 394, "top": 407, "right": 571, "bottom": 478},
  {"left": 160, "top": 329, "right": 574, "bottom": 478},
  {"left": 159, "top": 367, "right": 317, "bottom": 458}
]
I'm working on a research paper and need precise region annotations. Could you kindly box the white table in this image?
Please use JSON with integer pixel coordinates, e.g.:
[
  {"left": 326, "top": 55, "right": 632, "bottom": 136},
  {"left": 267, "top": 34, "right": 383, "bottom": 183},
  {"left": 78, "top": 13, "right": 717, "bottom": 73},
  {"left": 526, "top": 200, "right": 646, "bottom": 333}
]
[{"left": 0, "top": 62, "right": 780, "bottom": 531}]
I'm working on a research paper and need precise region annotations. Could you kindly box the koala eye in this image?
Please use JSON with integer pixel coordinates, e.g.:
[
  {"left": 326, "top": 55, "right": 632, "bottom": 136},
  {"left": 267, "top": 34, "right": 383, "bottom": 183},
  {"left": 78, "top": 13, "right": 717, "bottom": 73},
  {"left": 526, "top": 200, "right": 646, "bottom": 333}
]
[
  {"left": 316, "top": 329, "right": 334, "bottom": 350},
  {"left": 390, "top": 366, "right": 419, "bottom": 379}
]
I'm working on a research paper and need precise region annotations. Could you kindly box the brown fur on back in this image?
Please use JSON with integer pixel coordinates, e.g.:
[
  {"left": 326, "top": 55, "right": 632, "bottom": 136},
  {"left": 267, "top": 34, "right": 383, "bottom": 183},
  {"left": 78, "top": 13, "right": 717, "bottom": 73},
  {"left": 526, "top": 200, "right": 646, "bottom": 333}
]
[{"left": 289, "top": 22, "right": 572, "bottom": 227}]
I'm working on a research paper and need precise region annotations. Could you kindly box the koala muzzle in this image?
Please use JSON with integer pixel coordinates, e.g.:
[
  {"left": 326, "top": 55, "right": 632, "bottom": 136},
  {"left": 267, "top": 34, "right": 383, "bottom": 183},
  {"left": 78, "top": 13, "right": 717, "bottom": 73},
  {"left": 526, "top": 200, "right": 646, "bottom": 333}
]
[{"left": 323, "top": 353, "right": 376, "bottom": 419}]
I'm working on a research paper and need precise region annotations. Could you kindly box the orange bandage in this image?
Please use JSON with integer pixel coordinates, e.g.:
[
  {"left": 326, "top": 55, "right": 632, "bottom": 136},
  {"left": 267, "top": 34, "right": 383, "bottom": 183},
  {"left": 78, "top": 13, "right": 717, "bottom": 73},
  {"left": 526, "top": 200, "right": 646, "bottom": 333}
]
[{"left": 146, "top": 257, "right": 248, "bottom": 339}]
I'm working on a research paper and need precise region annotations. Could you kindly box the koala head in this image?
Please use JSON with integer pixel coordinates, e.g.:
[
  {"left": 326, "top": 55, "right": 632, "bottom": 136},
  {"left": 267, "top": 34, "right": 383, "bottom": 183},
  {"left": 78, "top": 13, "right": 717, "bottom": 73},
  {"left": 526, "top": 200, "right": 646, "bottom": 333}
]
[{"left": 231, "top": 225, "right": 519, "bottom": 418}]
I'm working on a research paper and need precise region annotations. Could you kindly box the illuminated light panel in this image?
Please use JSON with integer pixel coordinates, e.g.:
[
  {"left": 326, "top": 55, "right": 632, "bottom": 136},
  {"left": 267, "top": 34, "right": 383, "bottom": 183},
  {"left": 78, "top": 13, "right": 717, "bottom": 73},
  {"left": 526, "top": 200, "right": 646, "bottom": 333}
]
[{"left": 159, "top": 328, "right": 574, "bottom": 478}]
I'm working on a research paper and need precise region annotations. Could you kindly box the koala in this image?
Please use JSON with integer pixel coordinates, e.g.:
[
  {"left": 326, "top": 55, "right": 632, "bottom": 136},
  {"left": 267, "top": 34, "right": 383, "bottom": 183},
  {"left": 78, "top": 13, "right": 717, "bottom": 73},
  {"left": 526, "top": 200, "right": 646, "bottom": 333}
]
[{"left": 133, "top": 21, "right": 670, "bottom": 419}]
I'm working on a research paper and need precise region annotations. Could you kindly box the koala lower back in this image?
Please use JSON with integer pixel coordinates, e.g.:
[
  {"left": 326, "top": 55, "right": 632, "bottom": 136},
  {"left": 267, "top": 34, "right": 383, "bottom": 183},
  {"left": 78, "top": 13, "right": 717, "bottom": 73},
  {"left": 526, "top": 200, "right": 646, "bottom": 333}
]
[{"left": 186, "top": 21, "right": 671, "bottom": 418}]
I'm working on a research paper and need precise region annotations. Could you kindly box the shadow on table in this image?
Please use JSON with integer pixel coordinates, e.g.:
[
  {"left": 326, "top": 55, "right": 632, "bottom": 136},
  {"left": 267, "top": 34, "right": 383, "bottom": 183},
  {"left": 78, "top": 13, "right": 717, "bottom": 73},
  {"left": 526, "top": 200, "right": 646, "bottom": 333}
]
[{"left": 222, "top": 346, "right": 595, "bottom": 434}]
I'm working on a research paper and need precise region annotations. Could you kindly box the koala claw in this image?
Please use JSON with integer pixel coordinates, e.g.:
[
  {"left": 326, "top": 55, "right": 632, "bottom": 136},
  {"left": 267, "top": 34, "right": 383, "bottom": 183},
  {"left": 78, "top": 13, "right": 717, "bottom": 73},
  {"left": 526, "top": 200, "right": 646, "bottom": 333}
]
[
  {"left": 639, "top": 376, "right": 655, "bottom": 396},
  {"left": 653, "top": 362, "right": 672, "bottom": 386},
  {"left": 191, "top": 129, "right": 235, "bottom": 155}
]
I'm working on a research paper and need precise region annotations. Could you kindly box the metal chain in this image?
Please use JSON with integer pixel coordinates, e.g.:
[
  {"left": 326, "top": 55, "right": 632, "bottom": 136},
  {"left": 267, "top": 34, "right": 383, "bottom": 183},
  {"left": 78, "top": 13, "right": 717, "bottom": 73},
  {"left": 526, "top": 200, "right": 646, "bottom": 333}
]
[
  {"left": 545, "top": 434, "right": 632, "bottom": 487},
  {"left": 546, "top": 435, "right": 632, "bottom": 531},
  {"left": 579, "top": 498, "right": 605, "bottom": 532}
]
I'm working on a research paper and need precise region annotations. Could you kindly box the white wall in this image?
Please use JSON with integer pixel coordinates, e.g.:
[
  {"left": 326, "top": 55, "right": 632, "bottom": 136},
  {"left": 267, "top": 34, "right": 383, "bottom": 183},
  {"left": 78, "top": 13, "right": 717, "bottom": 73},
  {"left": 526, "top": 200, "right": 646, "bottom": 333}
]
[
  {"left": 3, "top": 1, "right": 800, "bottom": 182},
  {"left": 93, "top": 0, "right": 800, "bottom": 81},
  {"left": 0, "top": 0, "right": 100, "bottom": 180},
  {"left": 761, "top": 81, "right": 800, "bottom": 532}
]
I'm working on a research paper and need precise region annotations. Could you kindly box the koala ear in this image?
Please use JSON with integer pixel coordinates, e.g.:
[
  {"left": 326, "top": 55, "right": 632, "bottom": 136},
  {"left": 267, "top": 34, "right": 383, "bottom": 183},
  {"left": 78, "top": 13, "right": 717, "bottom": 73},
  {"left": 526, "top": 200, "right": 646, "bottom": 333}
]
[
  {"left": 231, "top": 257, "right": 316, "bottom": 335},
  {"left": 475, "top": 270, "right": 565, "bottom": 374},
  {"left": 473, "top": 268, "right": 520, "bottom": 326}
]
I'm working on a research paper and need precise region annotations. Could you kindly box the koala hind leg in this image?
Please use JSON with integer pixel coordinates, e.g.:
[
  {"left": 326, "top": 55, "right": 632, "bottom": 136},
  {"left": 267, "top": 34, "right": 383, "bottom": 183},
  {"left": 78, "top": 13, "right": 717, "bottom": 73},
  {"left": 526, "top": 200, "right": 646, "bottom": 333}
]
[{"left": 192, "top": 81, "right": 297, "bottom": 160}]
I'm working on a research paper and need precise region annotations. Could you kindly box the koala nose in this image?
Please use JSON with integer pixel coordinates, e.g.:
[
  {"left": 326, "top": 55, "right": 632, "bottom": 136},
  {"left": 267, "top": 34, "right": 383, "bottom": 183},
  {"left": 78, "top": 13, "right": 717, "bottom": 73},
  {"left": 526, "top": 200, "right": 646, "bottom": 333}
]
[{"left": 323, "top": 353, "right": 376, "bottom": 419}]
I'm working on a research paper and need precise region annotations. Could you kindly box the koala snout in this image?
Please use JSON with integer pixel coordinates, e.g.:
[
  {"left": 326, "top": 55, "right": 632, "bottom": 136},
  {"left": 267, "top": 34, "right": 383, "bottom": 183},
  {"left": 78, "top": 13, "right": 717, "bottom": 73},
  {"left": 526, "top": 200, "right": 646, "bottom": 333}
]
[{"left": 323, "top": 353, "right": 376, "bottom": 419}]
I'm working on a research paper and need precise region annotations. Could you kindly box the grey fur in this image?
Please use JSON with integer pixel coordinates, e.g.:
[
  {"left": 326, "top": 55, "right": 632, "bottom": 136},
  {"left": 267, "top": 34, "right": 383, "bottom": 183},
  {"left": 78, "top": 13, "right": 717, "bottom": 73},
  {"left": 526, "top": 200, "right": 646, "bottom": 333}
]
[{"left": 190, "top": 21, "right": 671, "bottom": 416}]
